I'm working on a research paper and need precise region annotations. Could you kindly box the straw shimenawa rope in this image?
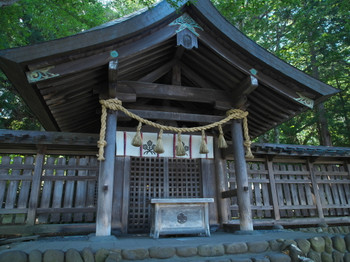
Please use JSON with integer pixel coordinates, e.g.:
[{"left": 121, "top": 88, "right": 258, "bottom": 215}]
[{"left": 97, "top": 98, "right": 254, "bottom": 160}]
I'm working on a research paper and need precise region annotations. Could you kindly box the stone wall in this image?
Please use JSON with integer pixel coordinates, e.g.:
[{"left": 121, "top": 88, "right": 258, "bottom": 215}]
[
  {"left": 1, "top": 226, "right": 350, "bottom": 262},
  {"left": 285, "top": 226, "right": 350, "bottom": 262}
]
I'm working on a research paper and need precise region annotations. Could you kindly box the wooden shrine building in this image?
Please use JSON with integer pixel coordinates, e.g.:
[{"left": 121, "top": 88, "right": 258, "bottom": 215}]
[{"left": 0, "top": 0, "right": 341, "bottom": 236}]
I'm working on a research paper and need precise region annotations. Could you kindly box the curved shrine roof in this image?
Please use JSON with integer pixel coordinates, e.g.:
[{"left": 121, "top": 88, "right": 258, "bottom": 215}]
[{"left": 0, "top": 0, "right": 339, "bottom": 137}]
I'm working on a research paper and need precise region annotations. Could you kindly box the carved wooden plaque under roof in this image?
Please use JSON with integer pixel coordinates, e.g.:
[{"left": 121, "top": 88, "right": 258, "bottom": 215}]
[{"left": 0, "top": 0, "right": 338, "bottom": 138}]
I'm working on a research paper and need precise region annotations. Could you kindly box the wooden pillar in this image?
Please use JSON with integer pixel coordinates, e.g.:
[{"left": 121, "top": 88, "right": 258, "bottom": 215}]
[
  {"left": 231, "top": 120, "right": 253, "bottom": 231},
  {"left": 214, "top": 137, "right": 230, "bottom": 224},
  {"left": 201, "top": 159, "right": 219, "bottom": 226},
  {"left": 96, "top": 110, "right": 117, "bottom": 236}
]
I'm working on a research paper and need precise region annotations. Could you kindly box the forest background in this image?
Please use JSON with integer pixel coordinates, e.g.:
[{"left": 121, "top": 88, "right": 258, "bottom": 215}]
[{"left": 0, "top": 0, "right": 349, "bottom": 146}]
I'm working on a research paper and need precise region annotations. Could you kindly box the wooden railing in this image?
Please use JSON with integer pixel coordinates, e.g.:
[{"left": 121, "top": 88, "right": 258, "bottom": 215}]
[
  {"left": 0, "top": 152, "right": 99, "bottom": 234},
  {"left": 227, "top": 156, "right": 350, "bottom": 226},
  {"left": 1, "top": 130, "right": 350, "bottom": 235},
  {"left": 0, "top": 130, "right": 99, "bottom": 235}
]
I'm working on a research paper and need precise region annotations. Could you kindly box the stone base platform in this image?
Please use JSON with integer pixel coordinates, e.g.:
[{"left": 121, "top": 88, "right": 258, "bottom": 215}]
[{"left": 1, "top": 226, "right": 350, "bottom": 262}]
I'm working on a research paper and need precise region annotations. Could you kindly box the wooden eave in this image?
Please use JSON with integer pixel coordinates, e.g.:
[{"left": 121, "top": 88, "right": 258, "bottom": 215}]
[{"left": 0, "top": 0, "right": 339, "bottom": 137}]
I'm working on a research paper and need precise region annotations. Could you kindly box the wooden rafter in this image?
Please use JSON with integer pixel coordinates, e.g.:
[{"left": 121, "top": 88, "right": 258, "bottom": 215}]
[
  {"left": 25, "top": 26, "right": 177, "bottom": 84},
  {"left": 138, "top": 59, "right": 177, "bottom": 82},
  {"left": 198, "top": 31, "right": 302, "bottom": 101}
]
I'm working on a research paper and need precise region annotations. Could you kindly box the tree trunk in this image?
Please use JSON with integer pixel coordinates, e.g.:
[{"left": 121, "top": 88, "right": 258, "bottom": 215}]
[
  {"left": 333, "top": 67, "right": 350, "bottom": 145},
  {"left": 310, "top": 39, "right": 332, "bottom": 146},
  {"left": 315, "top": 103, "right": 332, "bottom": 146}
]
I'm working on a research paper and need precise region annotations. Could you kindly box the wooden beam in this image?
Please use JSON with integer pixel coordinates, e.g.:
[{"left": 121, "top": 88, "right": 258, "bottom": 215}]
[
  {"left": 25, "top": 25, "right": 177, "bottom": 83},
  {"left": 0, "top": 130, "right": 98, "bottom": 146},
  {"left": 119, "top": 109, "right": 224, "bottom": 123},
  {"left": 232, "top": 75, "right": 258, "bottom": 108},
  {"left": 221, "top": 189, "right": 237, "bottom": 199},
  {"left": 224, "top": 216, "right": 350, "bottom": 227},
  {"left": 0, "top": 223, "right": 95, "bottom": 235},
  {"left": 117, "top": 81, "right": 232, "bottom": 107}
]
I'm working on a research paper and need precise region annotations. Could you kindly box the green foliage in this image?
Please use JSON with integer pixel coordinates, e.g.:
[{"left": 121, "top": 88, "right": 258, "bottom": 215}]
[
  {"left": 0, "top": 72, "right": 41, "bottom": 130},
  {"left": 0, "top": 0, "right": 114, "bottom": 49},
  {"left": 214, "top": 0, "right": 350, "bottom": 146},
  {"left": 0, "top": 0, "right": 115, "bottom": 130},
  {"left": 104, "top": 0, "right": 196, "bottom": 18}
]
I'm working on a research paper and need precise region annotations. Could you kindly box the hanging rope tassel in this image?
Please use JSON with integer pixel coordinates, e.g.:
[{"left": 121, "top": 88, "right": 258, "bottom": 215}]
[
  {"left": 176, "top": 132, "right": 186, "bottom": 156},
  {"left": 243, "top": 117, "right": 254, "bottom": 159},
  {"left": 98, "top": 98, "right": 253, "bottom": 161},
  {"left": 131, "top": 121, "right": 143, "bottom": 147},
  {"left": 199, "top": 130, "right": 209, "bottom": 154},
  {"left": 218, "top": 125, "right": 228, "bottom": 149},
  {"left": 154, "top": 129, "right": 165, "bottom": 154}
]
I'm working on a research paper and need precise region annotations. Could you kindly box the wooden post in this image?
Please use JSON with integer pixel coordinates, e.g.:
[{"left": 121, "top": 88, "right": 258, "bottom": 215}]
[
  {"left": 214, "top": 137, "right": 230, "bottom": 224},
  {"left": 27, "top": 146, "right": 46, "bottom": 226},
  {"left": 266, "top": 156, "right": 281, "bottom": 221},
  {"left": 96, "top": 110, "right": 117, "bottom": 236},
  {"left": 231, "top": 120, "right": 253, "bottom": 231},
  {"left": 307, "top": 158, "right": 324, "bottom": 220},
  {"left": 201, "top": 159, "right": 219, "bottom": 226}
]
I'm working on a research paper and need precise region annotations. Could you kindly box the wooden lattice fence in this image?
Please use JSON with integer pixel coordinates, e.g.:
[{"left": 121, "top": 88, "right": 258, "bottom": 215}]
[
  {"left": 0, "top": 154, "right": 98, "bottom": 226},
  {"left": 227, "top": 156, "right": 350, "bottom": 225},
  {"left": 1, "top": 130, "right": 350, "bottom": 235}
]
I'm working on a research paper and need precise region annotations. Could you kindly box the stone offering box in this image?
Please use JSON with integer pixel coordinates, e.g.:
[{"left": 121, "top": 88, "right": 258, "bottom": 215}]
[{"left": 150, "top": 198, "right": 214, "bottom": 239}]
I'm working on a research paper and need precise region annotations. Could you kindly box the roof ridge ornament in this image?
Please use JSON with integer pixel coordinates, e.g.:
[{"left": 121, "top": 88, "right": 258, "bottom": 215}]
[
  {"left": 170, "top": 13, "right": 203, "bottom": 50},
  {"left": 294, "top": 92, "right": 314, "bottom": 109},
  {"left": 169, "top": 13, "right": 203, "bottom": 36}
]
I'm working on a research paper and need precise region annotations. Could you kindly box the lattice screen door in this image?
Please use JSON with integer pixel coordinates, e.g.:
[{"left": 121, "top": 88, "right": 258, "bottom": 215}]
[{"left": 128, "top": 157, "right": 202, "bottom": 233}]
